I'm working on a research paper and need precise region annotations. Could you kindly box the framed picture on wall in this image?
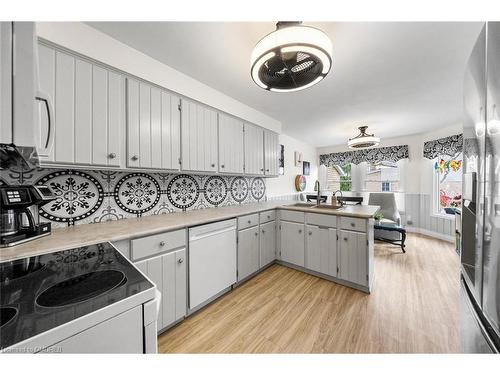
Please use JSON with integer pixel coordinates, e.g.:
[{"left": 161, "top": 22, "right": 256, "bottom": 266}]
[
  {"left": 279, "top": 144, "right": 285, "bottom": 175},
  {"left": 303, "top": 161, "right": 310, "bottom": 176}
]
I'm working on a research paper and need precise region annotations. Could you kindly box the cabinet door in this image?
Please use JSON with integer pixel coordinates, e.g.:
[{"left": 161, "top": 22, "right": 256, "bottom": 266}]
[
  {"left": 338, "top": 230, "right": 368, "bottom": 286},
  {"left": 244, "top": 123, "right": 264, "bottom": 175},
  {"left": 134, "top": 255, "right": 164, "bottom": 329},
  {"left": 238, "top": 226, "right": 260, "bottom": 281},
  {"left": 218, "top": 113, "right": 244, "bottom": 174},
  {"left": 260, "top": 221, "right": 276, "bottom": 267},
  {"left": 306, "top": 225, "right": 338, "bottom": 277},
  {"left": 127, "top": 79, "right": 181, "bottom": 170},
  {"left": 162, "top": 248, "right": 187, "bottom": 328},
  {"left": 38, "top": 44, "right": 124, "bottom": 167},
  {"left": 280, "top": 221, "right": 305, "bottom": 267},
  {"left": 264, "top": 130, "right": 279, "bottom": 176},
  {"left": 181, "top": 98, "right": 218, "bottom": 172}
]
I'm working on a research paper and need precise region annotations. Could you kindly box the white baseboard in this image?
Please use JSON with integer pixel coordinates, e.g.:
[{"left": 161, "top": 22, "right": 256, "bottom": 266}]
[{"left": 405, "top": 226, "right": 455, "bottom": 243}]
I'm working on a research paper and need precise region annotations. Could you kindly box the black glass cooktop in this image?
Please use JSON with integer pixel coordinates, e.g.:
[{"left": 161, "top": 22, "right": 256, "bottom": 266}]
[{"left": 0, "top": 243, "right": 153, "bottom": 350}]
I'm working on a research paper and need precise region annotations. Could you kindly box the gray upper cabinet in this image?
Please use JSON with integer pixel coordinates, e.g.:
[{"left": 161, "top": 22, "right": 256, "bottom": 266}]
[
  {"left": 264, "top": 130, "right": 279, "bottom": 176},
  {"left": 37, "top": 43, "right": 124, "bottom": 167},
  {"left": 218, "top": 113, "right": 244, "bottom": 174},
  {"left": 180, "top": 98, "right": 218, "bottom": 173},
  {"left": 126, "top": 78, "right": 181, "bottom": 170},
  {"left": 244, "top": 123, "right": 264, "bottom": 175}
]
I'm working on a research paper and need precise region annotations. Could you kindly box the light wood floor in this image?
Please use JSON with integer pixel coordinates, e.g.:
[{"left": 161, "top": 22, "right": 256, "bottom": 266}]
[{"left": 158, "top": 233, "right": 459, "bottom": 353}]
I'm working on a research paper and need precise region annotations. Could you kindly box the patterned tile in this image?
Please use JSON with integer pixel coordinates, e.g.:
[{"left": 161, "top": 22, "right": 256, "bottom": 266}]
[{"left": 0, "top": 167, "right": 266, "bottom": 227}]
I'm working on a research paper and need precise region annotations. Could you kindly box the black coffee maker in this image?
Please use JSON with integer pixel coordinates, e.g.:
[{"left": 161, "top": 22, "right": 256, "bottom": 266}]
[{"left": 0, "top": 185, "right": 56, "bottom": 247}]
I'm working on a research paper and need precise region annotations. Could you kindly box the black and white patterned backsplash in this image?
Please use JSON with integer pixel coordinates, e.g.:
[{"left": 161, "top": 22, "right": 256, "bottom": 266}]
[{"left": 0, "top": 168, "right": 266, "bottom": 228}]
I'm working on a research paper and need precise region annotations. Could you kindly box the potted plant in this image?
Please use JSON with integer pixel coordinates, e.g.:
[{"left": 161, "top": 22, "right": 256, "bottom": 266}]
[{"left": 374, "top": 213, "right": 384, "bottom": 224}]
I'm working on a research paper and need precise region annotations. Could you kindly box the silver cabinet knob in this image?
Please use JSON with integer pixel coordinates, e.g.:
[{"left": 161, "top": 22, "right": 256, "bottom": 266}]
[
  {"left": 308, "top": 231, "right": 312, "bottom": 235},
  {"left": 178, "top": 258, "right": 183, "bottom": 264},
  {"left": 262, "top": 229, "right": 265, "bottom": 234},
  {"left": 350, "top": 222, "right": 355, "bottom": 227},
  {"left": 221, "top": 164, "right": 225, "bottom": 169},
  {"left": 267, "top": 215, "right": 271, "bottom": 219},
  {"left": 131, "top": 155, "right": 139, "bottom": 161},
  {"left": 298, "top": 229, "right": 302, "bottom": 234},
  {"left": 266, "top": 169, "right": 269, "bottom": 172},
  {"left": 159, "top": 241, "right": 166, "bottom": 247},
  {"left": 260, "top": 168, "right": 264, "bottom": 171},
  {"left": 255, "top": 232, "right": 258, "bottom": 236},
  {"left": 108, "top": 152, "right": 116, "bottom": 159},
  {"left": 344, "top": 237, "right": 348, "bottom": 241},
  {"left": 211, "top": 163, "right": 215, "bottom": 168},
  {"left": 248, "top": 220, "right": 251, "bottom": 224}
]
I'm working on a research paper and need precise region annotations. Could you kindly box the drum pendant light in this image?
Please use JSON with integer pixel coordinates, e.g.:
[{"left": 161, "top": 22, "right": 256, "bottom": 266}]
[{"left": 250, "top": 22, "right": 333, "bottom": 92}]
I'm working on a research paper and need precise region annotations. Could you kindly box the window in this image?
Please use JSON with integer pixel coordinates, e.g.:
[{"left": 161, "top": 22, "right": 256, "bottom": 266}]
[
  {"left": 434, "top": 153, "right": 462, "bottom": 215},
  {"left": 326, "top": 164, "right": 351, "bottom": 191},
  {"left": 365, "top": 161, "right": 400, "bottom": 192}
]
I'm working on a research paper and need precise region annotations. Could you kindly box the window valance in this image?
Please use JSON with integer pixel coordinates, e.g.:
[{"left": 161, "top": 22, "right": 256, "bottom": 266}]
[
  {"left": 319, "top": 145, "right": 409, "bottom": 166},
  {"left": 423, "top": 134, "right": 463, "bottom": 159}
]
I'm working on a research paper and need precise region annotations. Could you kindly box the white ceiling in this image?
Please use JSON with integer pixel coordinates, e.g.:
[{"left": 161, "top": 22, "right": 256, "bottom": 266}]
[{"left": 87, "top": 22, "right": 483, "bottom": 147}]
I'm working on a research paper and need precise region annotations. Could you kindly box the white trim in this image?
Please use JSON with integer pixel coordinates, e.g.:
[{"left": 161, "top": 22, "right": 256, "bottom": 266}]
[{"left": 405, "top": 226, "right": 455, "bottom": 243}]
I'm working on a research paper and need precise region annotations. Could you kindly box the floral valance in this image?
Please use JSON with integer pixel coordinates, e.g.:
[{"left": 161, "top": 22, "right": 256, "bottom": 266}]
[
  {"left": 423, "top": 134, "right": 463, "bottom": 160},
  {"left": 319, "top": 145, "right": 409, "bottom": 166}
]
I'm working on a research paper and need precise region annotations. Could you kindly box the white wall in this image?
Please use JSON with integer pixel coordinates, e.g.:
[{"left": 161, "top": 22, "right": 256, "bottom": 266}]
[
  {"left": 36, "top": 22, "right": 281, "bottom": 133},
  {"left": 266, "top": 133, "right": 318, "bottom": 198}
]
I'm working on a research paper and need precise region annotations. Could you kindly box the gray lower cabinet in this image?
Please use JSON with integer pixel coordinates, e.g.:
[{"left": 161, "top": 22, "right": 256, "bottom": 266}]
[
  {"left": 237, "top": 226, "right": 260, "bottom": 281},
  {"left": 280, "top": 220, "right": 305, "bottom": 267},
  {"left": 305, "top": 224, "right": 338, "bottom": 277},
  {"left": 135, "top": 248, "right": 186, "bottom": 332},
  {"left": 338, "top": 230, "right": 368, "bottom": 286},
  {"left": 259, "top": 221, "right": 276, "bottom": 268}
]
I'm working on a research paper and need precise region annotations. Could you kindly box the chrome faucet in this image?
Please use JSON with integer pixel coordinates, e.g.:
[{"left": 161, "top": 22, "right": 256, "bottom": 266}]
[{"left": 314, "top": 180, "right": 321, "bottom": 206}]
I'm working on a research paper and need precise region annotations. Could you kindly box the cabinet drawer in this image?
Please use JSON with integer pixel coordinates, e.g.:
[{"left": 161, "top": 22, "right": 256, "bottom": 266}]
[
  {"left": 340, "top": 217, "right": 367, "bottom": 232},
  {"left": 238, "top": 213, "right": 259, "bottom": 229},
  {"left": 131, "top": 229, "right": 186, "bottom": 261},
  {"left": 306, "top": 213, "right": 337, "bottom": 228},
  {"left": 259, "top": 210, "right": 276, "bottom": 224},
  {"left": 279, "top": 209, "right": 305, "bottom": 223}
]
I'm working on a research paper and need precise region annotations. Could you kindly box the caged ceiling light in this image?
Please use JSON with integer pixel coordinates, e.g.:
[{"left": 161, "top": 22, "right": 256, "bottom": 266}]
[
  {"left": 250, "top": 22, "right": 333, "bottom": 92},
  {"left": 347, "top": 126, "right": 380, "bottom": 149}
]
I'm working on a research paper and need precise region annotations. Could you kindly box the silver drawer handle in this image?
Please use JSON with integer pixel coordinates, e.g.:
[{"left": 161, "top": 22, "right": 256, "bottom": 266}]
[
  {"left": 131, "top": 155, "right": 139, "bottom": 161},
  {"left": 350, "top": 222, "right": 355, "bottom": 227},
  {"left": 108, "top": 152, "right": 116, "bottom": 159},
  {"left": 159, "top": 241, "right": 166, "bottom": 247},
  {"left": 178, "top": 258, "right": 183, "bottom": 264}
]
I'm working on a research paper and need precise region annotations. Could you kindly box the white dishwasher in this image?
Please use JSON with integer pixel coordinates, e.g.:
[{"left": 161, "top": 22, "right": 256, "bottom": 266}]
[{"left": 189, "top": 219, "right": 237, "bottom": 310}]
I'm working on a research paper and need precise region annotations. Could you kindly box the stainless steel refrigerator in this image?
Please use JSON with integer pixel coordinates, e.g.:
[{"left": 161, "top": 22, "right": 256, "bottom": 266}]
[{"left": 461, "top": 21, "right": 500, "bottom": 353}]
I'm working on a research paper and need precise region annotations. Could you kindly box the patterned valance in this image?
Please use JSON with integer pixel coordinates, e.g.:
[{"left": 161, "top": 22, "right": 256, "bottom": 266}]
[
  {"left": 319, "top": 145, "right": 409, "bottom": 166},
  {"left": 423, "top": 134, "right": 463, "bottom": 160}
]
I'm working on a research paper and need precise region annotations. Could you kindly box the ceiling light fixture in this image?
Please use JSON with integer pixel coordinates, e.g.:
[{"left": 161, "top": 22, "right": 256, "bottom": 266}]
[
  {"left": 347, "top": 126, "right": 380, "bottom": 149},
  {"left": 250, "top": 22, "right": 333, "bottom": 92}
]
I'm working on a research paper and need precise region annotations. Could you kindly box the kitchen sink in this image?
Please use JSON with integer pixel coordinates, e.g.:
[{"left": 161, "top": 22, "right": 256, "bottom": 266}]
[
  {"left": 312, "top": 204, "right": 344, "bottom": 210},
  {"left": 285, "top": 203, "right": 317, "bottom": 208}
]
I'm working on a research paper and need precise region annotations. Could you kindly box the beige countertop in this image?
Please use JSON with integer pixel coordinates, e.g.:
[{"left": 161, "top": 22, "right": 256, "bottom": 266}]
[{"left": 0, "top": 201, "right": 379, "bottom": 262}]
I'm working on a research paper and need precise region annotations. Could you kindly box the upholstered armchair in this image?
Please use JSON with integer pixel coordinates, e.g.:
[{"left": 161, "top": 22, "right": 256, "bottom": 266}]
[{"left": 368, "top": 193, "right": 402, "bottom": 241}]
